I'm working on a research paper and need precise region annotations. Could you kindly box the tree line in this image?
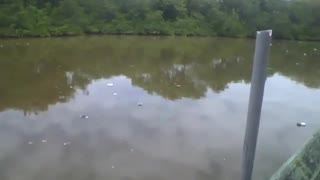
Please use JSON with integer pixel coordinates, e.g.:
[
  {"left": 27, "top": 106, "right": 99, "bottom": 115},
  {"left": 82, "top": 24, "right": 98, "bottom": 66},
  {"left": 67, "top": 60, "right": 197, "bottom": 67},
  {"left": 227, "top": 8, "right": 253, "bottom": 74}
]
[{"left": 0, "top": 0, "right": 319, "bottom": 40}]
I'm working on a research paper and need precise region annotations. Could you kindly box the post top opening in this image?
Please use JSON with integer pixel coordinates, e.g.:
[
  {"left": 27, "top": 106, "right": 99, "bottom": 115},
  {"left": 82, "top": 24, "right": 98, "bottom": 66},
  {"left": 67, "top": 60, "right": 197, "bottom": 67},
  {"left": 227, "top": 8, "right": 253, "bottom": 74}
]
[{"left": 257, "top": 30, "right": 272, "bottom": 36}]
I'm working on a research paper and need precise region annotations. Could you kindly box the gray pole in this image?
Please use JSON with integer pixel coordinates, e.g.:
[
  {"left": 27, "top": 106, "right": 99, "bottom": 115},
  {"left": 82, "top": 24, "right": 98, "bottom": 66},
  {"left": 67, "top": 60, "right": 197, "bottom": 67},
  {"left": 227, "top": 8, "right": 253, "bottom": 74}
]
[{"left": 241, "top": 30, "right": 272, "bottom": 180}]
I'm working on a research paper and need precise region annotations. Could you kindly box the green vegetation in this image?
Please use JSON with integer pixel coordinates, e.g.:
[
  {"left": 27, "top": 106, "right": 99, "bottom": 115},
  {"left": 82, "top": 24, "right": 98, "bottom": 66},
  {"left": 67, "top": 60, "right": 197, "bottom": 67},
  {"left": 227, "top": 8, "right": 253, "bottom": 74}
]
[{"left": 0, "top": 0, "right": 319, "bottom": 40}]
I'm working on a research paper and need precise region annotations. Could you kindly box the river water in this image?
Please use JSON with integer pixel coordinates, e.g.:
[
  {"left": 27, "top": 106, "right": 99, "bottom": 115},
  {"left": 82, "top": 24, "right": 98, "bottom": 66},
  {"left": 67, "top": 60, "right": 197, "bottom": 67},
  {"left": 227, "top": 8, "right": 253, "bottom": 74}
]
[{"left": 0, "top": 36, "right": 319, "bottom": 180}]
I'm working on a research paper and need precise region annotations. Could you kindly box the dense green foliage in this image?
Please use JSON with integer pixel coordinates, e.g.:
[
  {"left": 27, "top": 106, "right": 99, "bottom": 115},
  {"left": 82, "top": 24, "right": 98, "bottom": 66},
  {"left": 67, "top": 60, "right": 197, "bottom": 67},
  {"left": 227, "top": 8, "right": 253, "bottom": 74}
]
[{"left": 0, "top": 0, "right": 319, "bottom": 40}]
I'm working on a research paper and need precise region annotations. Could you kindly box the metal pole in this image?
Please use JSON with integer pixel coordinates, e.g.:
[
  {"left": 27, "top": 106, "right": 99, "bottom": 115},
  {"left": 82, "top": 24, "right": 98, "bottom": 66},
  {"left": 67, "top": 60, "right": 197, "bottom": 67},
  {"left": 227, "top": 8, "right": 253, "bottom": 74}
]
[{"left": 241, "top": 30, "right": 272, "bottom": 180}]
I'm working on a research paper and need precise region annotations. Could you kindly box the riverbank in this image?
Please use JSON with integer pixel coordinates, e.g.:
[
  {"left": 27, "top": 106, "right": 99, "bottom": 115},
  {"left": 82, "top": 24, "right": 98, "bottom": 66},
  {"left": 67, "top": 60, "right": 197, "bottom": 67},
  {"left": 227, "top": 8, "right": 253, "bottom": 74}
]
[
  {"left": 2, "top": 31, "right": 320, "bottom": 42},
  {"left": 0, "top": 31, "right": 239, "bottom": 39}
]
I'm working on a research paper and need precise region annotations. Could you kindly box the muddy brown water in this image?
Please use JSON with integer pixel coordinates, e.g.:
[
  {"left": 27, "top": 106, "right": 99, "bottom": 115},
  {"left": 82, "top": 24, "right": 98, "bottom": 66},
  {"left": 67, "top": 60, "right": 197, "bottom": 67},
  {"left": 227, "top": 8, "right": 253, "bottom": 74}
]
[{"left": 0, "top": 36, "right": 319, "bottom": 180}]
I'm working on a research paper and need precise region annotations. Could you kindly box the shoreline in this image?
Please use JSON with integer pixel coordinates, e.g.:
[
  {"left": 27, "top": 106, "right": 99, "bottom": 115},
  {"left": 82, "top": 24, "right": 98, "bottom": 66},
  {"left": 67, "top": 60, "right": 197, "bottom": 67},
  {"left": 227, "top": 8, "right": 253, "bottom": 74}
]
[{"left": 0, "top": 32, "right": 319, "bottom": 42}]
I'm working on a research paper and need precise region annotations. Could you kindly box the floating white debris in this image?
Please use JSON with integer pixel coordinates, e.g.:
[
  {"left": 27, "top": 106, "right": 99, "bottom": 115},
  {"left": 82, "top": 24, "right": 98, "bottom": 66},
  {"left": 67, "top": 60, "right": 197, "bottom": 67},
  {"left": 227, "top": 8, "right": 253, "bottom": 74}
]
[
  {"left": 137, "top": 102, "right": 143, "bottom": 107},
  {"left": 270, "top": 43, "right": 272, "bottom": 46},
  {"left": 223, "top": 158, "right": 226, "bottom": 161},
  {"left": 304, "top": 53, "right": 307, "bottom": 56},
  {"left": 41, "top": 140, "right": 47, "bottom": 143},
  {"left": 296, "top": 63, "right": 300, "bottom": 66},
  {"left": 130, "top": 148, "right": 134, "bottom": 152},
  {"left": 212, "top": 59, "right": 222, "bottom": 66},
  {"left": 66, "top": 71, "right": 74, "bottom": 85},
  {"left": 26, "top": 43, "right": 30, "bottom": 46},
  {"left": 107, "top": 83, "right": 114, "bottom": 87},
  {"left": 28, "top": 142, "right": 33, "bottom": 145},
  {"left": 130, "top": 65, "right": 134, "bottom": 68},
  {"left": 63, "top": 142, "right": 71, "bottom": 146},
  {"left": 314, "top": 48, "right": 317, "bottom": 51},
  {"left": 80, "top": 115, "right": 89, "bottom": 119},
  {"left": 70, "top": 85, "right": 73, "bottom": 89},
  {"left": 59, "top": 96, "right": 65, "bottom": 99},
  {"left": 175, "top": 84, "right": 181, "bottom": 88},
  {"left": 297, "top": 122, "right": 306, "bottom": 127},
  {"left": 36, "top": 66, "right": 41, "bottom": 74},
  {"left": 286, "top": 50, "right": 289, "bottom": 53},
  {"left": 112, "top": 165, "right": 115, "bottom": 169},
  {"left": 113, "top": 93, "right": 118, "bottom": 96}
]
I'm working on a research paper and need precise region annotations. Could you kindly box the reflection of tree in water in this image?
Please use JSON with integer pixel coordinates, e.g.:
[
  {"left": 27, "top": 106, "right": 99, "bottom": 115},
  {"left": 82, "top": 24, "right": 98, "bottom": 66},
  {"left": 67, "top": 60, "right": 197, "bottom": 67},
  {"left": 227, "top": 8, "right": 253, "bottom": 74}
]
[
  {"left": 194, "top": 57, "right": 253, "bottom": 92},
  {"left": 0, "top": 59, "right": 90, "bottom": 113},
  {"left": 0, "top": 36, "right": 319, "bottom": 112},
  {"left": 270, "top": 41, "right": 320, "bottom": 88},
  {"left": 132, "top": 64, "right": 207, "bottom": 100}
]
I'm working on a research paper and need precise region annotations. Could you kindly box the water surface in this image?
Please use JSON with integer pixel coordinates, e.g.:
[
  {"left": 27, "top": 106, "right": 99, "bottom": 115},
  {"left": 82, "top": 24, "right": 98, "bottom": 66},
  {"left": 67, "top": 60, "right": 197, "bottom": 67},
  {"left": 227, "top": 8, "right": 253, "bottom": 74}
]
[{"left": 0, "top": 36, "right": 320, "bottom": 180}]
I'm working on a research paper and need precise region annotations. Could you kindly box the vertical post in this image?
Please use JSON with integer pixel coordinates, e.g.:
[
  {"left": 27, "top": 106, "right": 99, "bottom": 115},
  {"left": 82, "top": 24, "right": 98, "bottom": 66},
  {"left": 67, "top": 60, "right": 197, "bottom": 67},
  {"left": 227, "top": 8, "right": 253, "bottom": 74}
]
[{"left": 241, "top": 30, "right": 272, "bottom": 180}]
